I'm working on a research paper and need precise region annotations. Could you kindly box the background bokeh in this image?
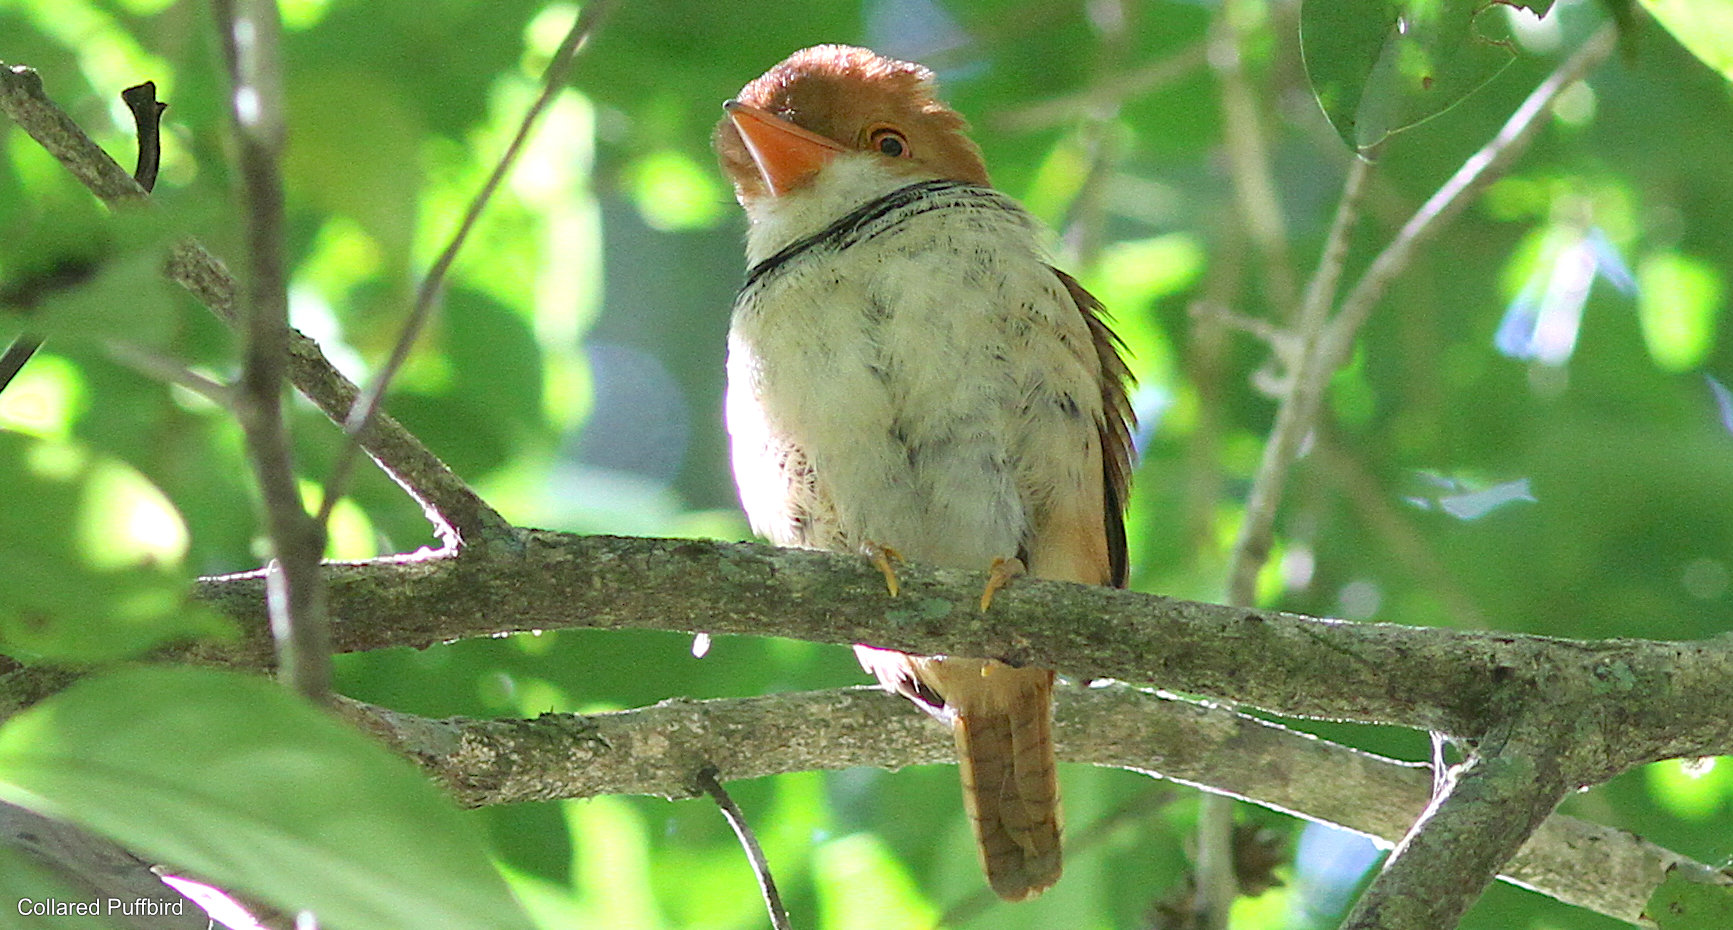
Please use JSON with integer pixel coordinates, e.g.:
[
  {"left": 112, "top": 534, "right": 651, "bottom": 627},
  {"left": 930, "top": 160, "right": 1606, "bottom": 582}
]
[{"left": 2, "top": 0, "right": 1731, "bottom": 927}]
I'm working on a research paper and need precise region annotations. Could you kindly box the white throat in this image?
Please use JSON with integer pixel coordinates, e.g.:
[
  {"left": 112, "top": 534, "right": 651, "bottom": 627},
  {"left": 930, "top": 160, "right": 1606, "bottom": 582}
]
[{"left": 740, "top": 156, "right": 924, "bottom": 267}]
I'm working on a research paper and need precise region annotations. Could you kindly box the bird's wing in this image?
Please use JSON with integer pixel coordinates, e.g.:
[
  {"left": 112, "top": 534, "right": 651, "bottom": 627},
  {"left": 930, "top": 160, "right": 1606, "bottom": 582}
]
[{"left": 1021, "top": 268, "right": 1135, "bottom": 588}]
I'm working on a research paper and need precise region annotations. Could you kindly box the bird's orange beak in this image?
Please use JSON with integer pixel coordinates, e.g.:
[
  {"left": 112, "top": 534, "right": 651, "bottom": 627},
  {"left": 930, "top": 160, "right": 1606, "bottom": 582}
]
[{"left": 724, "top": 100, "right": 848, "bottom": 196}]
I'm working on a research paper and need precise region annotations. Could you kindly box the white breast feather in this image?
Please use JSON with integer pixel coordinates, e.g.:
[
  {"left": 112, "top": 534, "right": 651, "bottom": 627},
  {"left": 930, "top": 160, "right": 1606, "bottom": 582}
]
[{"left": 727, "top": 157, "right": 1102, "bottom": 570}]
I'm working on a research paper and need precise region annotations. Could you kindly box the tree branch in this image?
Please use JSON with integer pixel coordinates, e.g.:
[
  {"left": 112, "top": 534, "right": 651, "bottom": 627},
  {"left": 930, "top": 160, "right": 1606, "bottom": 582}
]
[
  {"left": 1343, "top": 720, "right": 1575, "bottom": 930},
  {"left": 1225, "top": 24, "right": 1616, "bottom": 606},
  {"left": 331, "top": 683, "right": 1723, "bottom": 927},
  {"left": 213, "top": 0, "right": 331, "bottom": 704},
  {"left": 697, "top": 767, "right": 793, "bottom": 930},
  {"left": 0, "top": 60, "right": 510, "bottom": 551},
  {"left": 175, "top": 533, "right": 1733, "bottom": 768}
]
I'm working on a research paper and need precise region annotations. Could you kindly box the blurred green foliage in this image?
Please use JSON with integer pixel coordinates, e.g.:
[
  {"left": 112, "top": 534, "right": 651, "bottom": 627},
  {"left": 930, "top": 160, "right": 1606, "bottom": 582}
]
[{"left": 2, "top": 0, "right": 1733, "bottom": 927}]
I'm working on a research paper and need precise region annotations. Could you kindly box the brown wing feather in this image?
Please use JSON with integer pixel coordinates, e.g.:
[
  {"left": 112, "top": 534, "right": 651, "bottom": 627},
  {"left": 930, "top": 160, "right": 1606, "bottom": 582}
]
[{"left": 1051, "top": 267, "right": 1135, "bottom": 588}]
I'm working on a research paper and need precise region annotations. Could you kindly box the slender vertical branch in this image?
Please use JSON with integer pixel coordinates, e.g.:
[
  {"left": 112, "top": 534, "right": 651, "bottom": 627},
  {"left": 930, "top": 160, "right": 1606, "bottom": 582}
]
[
  {"left": 697, "top": 768, "right": 792, "bottom": 930},
  {"left": 1224, "top": 156, "right": 1371, "bottom": 606},
  {"left": 1211, "top": 0, "right": 1298, "bottom": 318},
  {"left": 213, "top": 0, "right": 330, "bottom": 705},
  {"left": 316, "top": 0, "right": 615, "bottom": 530},
  {"left": 1225, "top": 23, "right": 1616, "bottom": 609}
]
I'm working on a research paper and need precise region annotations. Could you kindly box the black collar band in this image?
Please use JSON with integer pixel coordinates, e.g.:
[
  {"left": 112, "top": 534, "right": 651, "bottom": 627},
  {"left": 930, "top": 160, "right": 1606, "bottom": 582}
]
[{"left": 742, "top": 179, "right": 1009, "bottom": 292}]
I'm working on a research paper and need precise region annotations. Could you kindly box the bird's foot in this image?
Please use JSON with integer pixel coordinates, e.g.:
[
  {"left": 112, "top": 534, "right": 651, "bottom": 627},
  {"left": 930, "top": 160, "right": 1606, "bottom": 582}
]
[
  {"left": 861, "top": 541, "right": 904, "bottom": 597},
  {"left": 979, "top": 556, "right": 1026, "bottom": 612}
]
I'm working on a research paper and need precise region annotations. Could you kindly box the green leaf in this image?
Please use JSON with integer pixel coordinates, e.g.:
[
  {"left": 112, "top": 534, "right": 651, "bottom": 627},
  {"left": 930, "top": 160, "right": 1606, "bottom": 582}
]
[
  {"left": 25, "top": 211, "right": 184, "bottom": 349},
  {"left": 1644, "top": 865, "right": 1733, "bottom": 928},
  {"left": 0, "top": 667, "right": 535, "bottom": 930},
  {"left": 0, "top": 843, "right": 116, "bottom": 929},
  {"left": 0, "top": 431, "right": 232, "bottom": 663},
  {"left": 1637, "top": 250, "right": 1723, "bottom": 371},
  {"left": 1301, "top": 0, "right": 1520, "bottom": 152},
  {"left": 814, "top": 834, "right": 936, "bottom": 930},
  {"left": 1641, "top": 0, "right": 1733, "bottom": 82}
]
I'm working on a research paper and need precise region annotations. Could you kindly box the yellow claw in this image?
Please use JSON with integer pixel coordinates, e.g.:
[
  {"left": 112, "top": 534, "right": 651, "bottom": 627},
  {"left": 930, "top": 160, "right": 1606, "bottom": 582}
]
[
  {"left": 863, "top": 542, "right": 904, "bottom": 597},
  {"left": 980, "top": 557, "right": 1026, "bottom": 612}
]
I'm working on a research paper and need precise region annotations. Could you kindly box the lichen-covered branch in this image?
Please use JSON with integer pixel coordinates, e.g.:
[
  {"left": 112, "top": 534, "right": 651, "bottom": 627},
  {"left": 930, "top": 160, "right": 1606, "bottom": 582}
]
[
  {"left": 335, "top": 683, "right": 1721, "bottom": 926},
  {"left": 188, "top": 534, "right": 1733, "bottom": 766},
  {"left": 1342, "top": 720, "right": 1575, "bottom": 930}
]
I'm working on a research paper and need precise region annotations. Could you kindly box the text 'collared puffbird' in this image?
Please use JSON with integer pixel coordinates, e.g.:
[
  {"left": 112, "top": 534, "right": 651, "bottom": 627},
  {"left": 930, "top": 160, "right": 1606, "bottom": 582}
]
[{"left": 715, "top": 45, "right": 1134, "bottom": 902}]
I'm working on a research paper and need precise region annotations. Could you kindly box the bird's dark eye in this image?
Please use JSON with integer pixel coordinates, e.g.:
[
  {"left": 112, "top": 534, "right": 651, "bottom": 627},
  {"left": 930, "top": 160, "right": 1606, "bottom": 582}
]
[{"left": 868, "top": 126, "right": 910, "bottom": 158}]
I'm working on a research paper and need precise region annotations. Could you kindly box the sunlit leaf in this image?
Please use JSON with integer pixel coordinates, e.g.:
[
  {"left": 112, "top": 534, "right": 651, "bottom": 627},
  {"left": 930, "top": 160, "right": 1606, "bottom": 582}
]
[
  {"left": 1641, "top": 0, "right": 1733, "bottom": 83},
  {"left": 1644, "top": 757, "right": 1733, "bottom": 820},
  {"left": 628, "top": 150, "right": 726, "bottom": 231},
  {"left": 567, "top": 795, "right": 667, "bottom": 930},
  {"left": 1643, "top": 864, "right": 1733, "bottom": 928},
  {"left": 0, "top": 431, "right": 231, "bottom": 662},
  {"left": 0, "top": 351, "right": 86, "bottom": 438},
  {"left": 1301, "top": 0, "right": 1520, "bottom": 152},
  {"left": 0, "top": 842, "right": 114, "bottom": 928},
  {"left": 1638, "top": 250, "right": 1722, "bottom": 372},
  {"left": 814, "top": 834, "right": 936, "bottom": 930},
  {"left": 0, "top": 667, "right": 535, "bottom": 930}
]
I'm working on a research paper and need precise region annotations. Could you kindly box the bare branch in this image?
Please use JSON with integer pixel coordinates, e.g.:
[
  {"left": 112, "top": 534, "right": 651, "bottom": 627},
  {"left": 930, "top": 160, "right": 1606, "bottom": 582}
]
[
  {"left": 0, "top": 64, "right": 151, "bottom": 205},
  {"left": 333, "top": 684, "right": 1722, "bottom": 926},
  {"left": 1318, "top": 24, "right": 1620, "bottom": 377},
  {"left": 0, "top": 61, "right": 509, "bottom": 550},
  {"left": 317, "top": 0, "right": 615, "bottom": 528},
  {"left": 212, "top": 0, "right": 330, "bottom": 704},
  {"left": 120, "top": 81, "right": 167, "bottom": 193},
  {"left": 698, "top": 768, "right": 793, "bottom": 930},
  {"left": 1225, "top": 25, "right": 1616, "bottom": 609},
  {"left": 182, "top": 533, "right": 1733, "bottom": 768},
  {"left": 1211, "top": 0, "right": 1299, "bottom": 319},
  {"left": 104, "top": 343, "right": 234, "bottom": 407},
  {"left": 1224, "top": 154, "right": 1372, "bottom": 607}
]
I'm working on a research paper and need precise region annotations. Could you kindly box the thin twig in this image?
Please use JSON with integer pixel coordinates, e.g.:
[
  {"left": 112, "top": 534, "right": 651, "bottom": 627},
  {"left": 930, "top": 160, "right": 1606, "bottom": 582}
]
[
  {"left": 1195, "top": 8, "right": 1368, "bottom": 907},
  {"left": 120, "top": 81, "right": 166, "bottom": 193},
  {"left": 1317, "top": 24, "right": 1619, "bottom": 377},
  {"left": 0, "top": 78, "right": 168, "bottom": 399},
  {"left": 213, "top": 0, "right": 330, "bottom": 705},
  {"left": 316, "top": 0, "right": 614, "bottom": 527},
  {"left": 1211, "top": 0, "right": 1298, "bottom": 319},
  {"left": 0, "top": 334, "right": 43, "bottom": 394},
  {"left": 0, "top": 61, "right": 508, "bottom": 550},
  {"left": 696, "top": 767, "right": 792, "bottom": 930},
  {"left": 1224, "top": 155, "right": 1371, "bottom": 605},
  {"left": 105, "top": 343, "right": 234, "bottom": 407}
]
